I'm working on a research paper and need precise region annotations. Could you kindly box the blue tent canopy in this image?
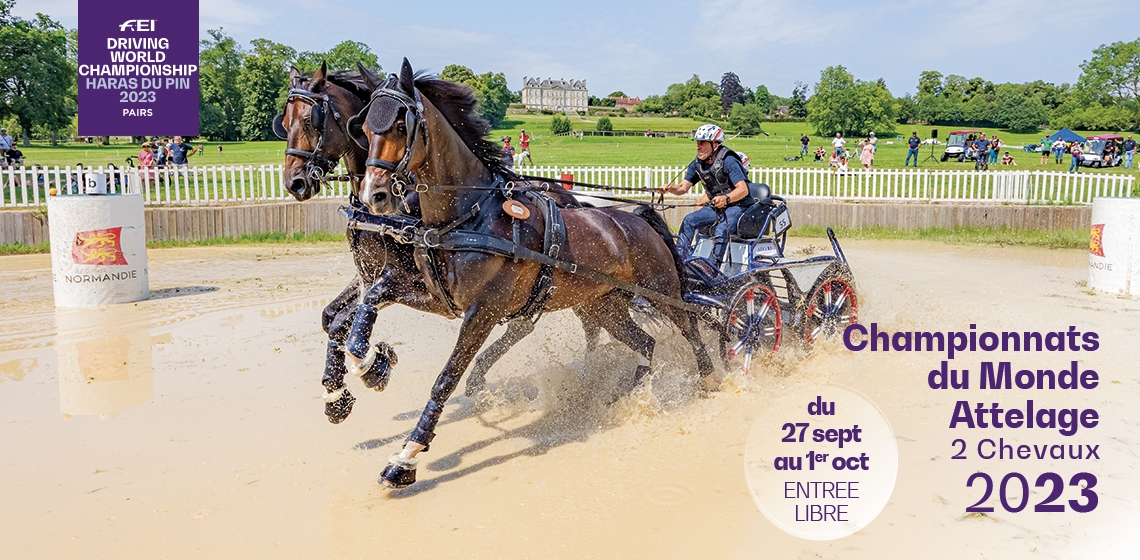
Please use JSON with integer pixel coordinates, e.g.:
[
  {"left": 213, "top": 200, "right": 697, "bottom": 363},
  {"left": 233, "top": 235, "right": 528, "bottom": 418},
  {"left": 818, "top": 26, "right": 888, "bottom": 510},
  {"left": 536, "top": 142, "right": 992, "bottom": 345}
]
[{"left": 1047, "top": 128, "right": 1085, "bottom": 143}]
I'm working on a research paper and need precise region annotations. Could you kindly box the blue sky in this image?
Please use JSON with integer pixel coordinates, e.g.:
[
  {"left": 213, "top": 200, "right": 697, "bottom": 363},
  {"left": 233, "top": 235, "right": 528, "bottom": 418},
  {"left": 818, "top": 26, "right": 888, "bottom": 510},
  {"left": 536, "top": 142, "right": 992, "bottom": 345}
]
[{"left": 26, "top": 0, "right": 1140, "bottom": 98}]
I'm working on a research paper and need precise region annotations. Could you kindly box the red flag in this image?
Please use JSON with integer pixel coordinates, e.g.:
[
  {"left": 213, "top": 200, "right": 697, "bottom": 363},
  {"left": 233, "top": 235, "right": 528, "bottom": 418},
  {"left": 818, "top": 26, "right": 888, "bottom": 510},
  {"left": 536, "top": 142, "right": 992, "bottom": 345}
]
[
  {"left": 1089, "top": 224, "right": 1105, "bottom": 257},
  {"left": 72, "top": 227, "right": 128, "bottom": 266}
]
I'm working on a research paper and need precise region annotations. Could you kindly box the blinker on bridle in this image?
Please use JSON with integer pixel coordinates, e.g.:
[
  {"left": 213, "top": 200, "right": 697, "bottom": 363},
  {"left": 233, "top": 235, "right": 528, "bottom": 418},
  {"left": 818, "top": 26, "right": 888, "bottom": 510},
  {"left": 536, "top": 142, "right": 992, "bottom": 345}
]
[
  {"left": 273, "top": 88, "right": 344, "bottom": 182},
  {"left": 361, "top": 83, "right": 426, "bottom": 190}
]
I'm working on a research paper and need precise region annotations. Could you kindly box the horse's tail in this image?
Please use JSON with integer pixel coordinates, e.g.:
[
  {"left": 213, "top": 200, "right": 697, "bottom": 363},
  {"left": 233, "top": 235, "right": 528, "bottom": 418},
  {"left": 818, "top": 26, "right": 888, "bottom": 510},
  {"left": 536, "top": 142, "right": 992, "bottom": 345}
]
[{"left": 631, "top": 204, "right": 685, "bottom": 286}]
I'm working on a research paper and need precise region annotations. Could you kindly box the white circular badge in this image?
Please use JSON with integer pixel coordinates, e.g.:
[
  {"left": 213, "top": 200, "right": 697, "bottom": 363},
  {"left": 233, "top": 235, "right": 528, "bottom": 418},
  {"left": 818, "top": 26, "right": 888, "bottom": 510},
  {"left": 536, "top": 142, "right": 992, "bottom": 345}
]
[{"left": 744, "top": 385, "right": 898, "bottom": 540}]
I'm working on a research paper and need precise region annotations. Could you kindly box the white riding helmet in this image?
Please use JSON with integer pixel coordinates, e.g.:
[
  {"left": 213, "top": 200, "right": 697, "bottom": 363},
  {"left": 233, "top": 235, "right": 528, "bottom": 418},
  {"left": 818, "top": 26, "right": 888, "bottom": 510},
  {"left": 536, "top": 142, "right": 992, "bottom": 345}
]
[
  {"left": 693, "top": 124, "right": 724, "bottom": 143},
  {"left": 737, "top": 152, "right": 750, "bottom": 170}
]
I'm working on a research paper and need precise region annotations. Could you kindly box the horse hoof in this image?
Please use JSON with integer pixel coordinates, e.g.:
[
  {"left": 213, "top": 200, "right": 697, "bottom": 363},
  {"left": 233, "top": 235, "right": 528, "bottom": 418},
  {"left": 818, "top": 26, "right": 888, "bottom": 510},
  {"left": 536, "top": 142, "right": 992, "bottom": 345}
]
[
  {"left": 324, "top": 388, "right": 356, "bottom": 424},
  {"left": 379, "top": 454, "right": 418, "bottom": 488},
  {"left": 360, "top": 343, "right": 397, "bottom": 392}
]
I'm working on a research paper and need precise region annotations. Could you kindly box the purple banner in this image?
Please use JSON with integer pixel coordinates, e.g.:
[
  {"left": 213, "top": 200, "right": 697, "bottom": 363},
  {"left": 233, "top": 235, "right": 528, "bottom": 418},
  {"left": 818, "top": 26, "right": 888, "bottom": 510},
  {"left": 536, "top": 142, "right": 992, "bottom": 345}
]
[{"left": 78, "top": 0, "right": 200, "bottom": 136}]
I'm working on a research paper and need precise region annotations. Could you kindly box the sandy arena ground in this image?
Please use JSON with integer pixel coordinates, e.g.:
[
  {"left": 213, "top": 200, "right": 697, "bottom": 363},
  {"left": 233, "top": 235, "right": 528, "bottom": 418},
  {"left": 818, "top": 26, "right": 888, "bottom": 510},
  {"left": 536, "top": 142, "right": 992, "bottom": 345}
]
[{"left": 1, "top": 239, "right": 1137, "bottom": 559}]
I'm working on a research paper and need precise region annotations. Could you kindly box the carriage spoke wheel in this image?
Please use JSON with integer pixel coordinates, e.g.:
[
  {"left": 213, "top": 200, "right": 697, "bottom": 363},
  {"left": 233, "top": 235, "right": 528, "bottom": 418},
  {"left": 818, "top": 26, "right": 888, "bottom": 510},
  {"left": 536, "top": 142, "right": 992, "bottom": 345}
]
[
  {"left": 723, "top": 282, "right": 782, "bottom": 373},
  {"left": 802, "top": 277, "right": 858, "bottom": 350}
]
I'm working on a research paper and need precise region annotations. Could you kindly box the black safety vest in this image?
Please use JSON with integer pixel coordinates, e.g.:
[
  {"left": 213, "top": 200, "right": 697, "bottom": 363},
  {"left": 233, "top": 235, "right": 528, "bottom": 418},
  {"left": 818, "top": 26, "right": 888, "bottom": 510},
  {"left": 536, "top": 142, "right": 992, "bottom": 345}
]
[{"left": 693, "top": 147, "right": 749, "bottom": 205}]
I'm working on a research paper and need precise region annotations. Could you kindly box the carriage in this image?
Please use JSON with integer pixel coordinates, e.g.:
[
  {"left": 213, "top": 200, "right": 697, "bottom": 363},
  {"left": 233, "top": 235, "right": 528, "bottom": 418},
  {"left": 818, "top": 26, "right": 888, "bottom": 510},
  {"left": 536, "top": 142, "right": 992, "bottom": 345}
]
[{"left": 675, "top": 182, "right": 857, "bottom": 371}]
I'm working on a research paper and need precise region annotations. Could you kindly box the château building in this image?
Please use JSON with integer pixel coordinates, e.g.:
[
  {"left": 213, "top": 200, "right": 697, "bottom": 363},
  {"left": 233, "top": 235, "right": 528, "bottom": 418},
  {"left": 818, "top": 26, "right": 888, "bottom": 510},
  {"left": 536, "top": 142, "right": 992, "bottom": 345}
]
[{"left": 521, "top": 77, "right": 588, "bottom": 113}]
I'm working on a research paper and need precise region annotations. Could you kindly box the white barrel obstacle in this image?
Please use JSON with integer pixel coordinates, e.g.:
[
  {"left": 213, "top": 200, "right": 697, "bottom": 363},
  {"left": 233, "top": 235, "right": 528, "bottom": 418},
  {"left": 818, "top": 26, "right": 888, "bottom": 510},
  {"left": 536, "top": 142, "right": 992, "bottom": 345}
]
[
  {"left": 1089, "top": 197, "right": 1140, "bottom": 297},
  {"left": 47, "top": 193, "right": 149, "bottom": 306}
]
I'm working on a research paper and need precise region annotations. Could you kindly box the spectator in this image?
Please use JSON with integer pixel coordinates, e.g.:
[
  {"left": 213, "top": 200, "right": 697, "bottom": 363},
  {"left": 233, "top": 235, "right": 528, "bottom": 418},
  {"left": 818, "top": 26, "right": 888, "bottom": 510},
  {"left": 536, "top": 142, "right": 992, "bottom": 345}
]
[
  {"left": 0, "top": 127, "right": 13, "bottom": 160},
  {"left": 501, "top": 137, "right": 515, "bottom": 168},
  {"left": 973, "top": 134, "right": 991, "bottom": 170},
  {"left": 799, "top": 133, "right": 810, "bottom": 157},
  {"left": 138, "top": 142, "right": 155, "bottom": 179},
  {"left": 828, "top": 152, "right": 839, "bottom": 171},
  {"left": 167, "top": 136, "right": 196, "bottom": 166},
  {"left": 1054, "top": 140, "right": 1065, "bottom": 164},
  {"left": 989, "top": 135, "right": 1001, "bottom": 164},
  {"left": 837, "top": 155, "right": 849, "bottom": 175},
  {"left": 1069, "top": 142, "right": 1082, "bottom": 173},
  {"left": 218, "top": 144, "right": 223, "bottom": 154},
  {"left": 155, "top": 138, "right": 169, "bottom": 167},
  {"left": 860, "top": 137, "right": 875, "bottom": 169},
  {"left": 1039, "top": 136, "right": 1052, "bottom": 165},
  {"left": 1124, "top": 135, "right": 1136, "bottom": 169},
  {"left": 904, "top": 131, "right": 921, "bottom": 167},
  {"left": 814, "top": 147, "right": 826, "bottom": 162},
  {"left": 831, "top": 132, "right": 845, "bottom": 157},
  {"left": 868, "top": 131, "right": 877, "bottom": 154},
  {"left": 518, "top": 129, "right": 533, "bottom": 165},
  {"left": 1001, "top": 152, "right": 1016, "bottom": 166}
]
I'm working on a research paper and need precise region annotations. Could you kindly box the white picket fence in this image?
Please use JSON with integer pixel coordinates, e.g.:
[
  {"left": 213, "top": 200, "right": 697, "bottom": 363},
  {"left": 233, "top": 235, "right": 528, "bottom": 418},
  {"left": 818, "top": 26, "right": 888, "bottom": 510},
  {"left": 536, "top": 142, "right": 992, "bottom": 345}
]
[{"left": 1, "top": 164, "right": 1133, "bottom": 208}]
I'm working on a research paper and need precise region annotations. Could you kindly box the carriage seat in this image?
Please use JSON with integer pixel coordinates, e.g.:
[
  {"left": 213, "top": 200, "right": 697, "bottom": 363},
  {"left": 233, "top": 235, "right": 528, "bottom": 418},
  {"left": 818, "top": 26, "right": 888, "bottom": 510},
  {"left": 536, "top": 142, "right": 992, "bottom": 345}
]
[{"left": 733, "top": 182, "right": 776, "bottom": 240}]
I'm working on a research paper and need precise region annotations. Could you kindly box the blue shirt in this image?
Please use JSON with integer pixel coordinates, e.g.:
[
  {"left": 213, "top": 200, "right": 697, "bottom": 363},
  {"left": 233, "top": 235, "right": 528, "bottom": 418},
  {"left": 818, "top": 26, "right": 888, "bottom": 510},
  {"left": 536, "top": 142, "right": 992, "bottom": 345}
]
[
  {"left": 907, "top": 136, "right": 920, "bottom": 149},
  {"left": 168, "top": 142, "right": 192, "bottom": 165},
  {"left": 974, "top": 139, "right": 990, "bottom": 153}
]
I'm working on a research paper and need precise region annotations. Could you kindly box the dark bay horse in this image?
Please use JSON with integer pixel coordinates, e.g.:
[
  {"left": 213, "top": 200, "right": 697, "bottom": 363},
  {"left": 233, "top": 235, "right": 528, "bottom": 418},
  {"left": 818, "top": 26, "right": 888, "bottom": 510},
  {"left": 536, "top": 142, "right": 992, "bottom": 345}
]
[
  {"left": 277, "top": 63, "right": 600, "bottom": 425},
  {"left": 351, "top": 59, "right": 715, "bottom": 488}
]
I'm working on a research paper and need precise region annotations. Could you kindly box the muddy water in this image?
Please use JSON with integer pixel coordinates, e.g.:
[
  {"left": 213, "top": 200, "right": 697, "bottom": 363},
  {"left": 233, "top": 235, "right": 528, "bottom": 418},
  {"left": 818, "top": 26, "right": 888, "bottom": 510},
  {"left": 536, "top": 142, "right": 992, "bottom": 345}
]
[{"left": 0, "top": 240, "right": 1136, "bottom": 559}]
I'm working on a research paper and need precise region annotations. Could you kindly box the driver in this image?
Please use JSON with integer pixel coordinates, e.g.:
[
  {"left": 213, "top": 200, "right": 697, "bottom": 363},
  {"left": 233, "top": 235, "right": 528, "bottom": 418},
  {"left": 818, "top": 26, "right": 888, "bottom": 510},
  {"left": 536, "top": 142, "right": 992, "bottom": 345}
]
[{"left": 661, "top": 124, "right": 752, "bottom": 260}]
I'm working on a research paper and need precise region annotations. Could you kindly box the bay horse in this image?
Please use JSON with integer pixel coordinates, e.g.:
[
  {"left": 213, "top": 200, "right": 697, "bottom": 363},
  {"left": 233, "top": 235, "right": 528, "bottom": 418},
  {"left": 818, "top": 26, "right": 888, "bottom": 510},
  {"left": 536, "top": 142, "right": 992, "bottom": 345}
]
[
  {"left": 351, "top": 59, "right": 715, "bottom": 488},
  {"left": 276, "top": 63, "right": 601, "bottom": 425}
]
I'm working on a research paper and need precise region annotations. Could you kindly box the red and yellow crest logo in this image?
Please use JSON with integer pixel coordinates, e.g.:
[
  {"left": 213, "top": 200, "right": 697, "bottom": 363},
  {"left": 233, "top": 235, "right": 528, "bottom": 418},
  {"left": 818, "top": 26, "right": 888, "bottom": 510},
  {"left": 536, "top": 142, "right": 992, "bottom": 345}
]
[
  {"left": 72, "top": 227, "right": 128, "bottom": 266},
  {"left": 1089, "top": 223, "right": 1105, "bottom": 257}
]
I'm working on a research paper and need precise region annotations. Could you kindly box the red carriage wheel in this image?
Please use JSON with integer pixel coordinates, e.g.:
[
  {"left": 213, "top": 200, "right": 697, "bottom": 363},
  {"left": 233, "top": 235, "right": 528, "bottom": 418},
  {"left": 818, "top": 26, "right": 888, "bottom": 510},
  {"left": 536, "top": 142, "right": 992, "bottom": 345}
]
[
  {"left": 802, "top": 277, "right": 858, "bottom": 350},
  {"left": 723, "top": 282, "right": 782, "bottom": 373}
]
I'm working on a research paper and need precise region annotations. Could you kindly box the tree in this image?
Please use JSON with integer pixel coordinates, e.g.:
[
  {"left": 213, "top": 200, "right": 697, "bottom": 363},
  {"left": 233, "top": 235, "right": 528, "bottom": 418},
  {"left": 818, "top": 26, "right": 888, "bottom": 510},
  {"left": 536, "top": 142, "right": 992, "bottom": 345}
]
[
  {"left": 728, "top": 102, "right": 764, "bottom": 135},
  {"left": 1077, "top": 38, "right": 1140, "bottom": 105},
  {"left": 440, "top": 64, "right": 510, "bottom": 127},
  {"left": 550, "top": 114, "right": 571, "bottom": 134},
  {"left": 993, "top": 95, "right": 1048, "bottom": 133},
  {"left": 0, "top": 2, "right": 74, "bottom": 146},
  {"left": 753, "top": 84, "right": 774, "bottom": 115},
  {"left": 719, "top": 72, "right": 744, "bottom": 117},
  {"left": 238, "top": 39, "right": 295, "bottom": 140},
  {"left": 635, "top": 96, "right": 664, "bottom": 114},
  {"left": 294, "top": 41, "right": 383, "bottom": 75},
  {"left": 789, "top": 81, "right": 809, "bottom": 118},
  {"left": 199, "top": 28, "right": 244, "bottom": 141},
  {"left": 607, "top": 91, "right": 627, "bottom": 98},
  {"left": 806, "top": 66, "right": 898, "bottom": 136},
  {"left": 596, "top": 116, "right": 612, "bottom": 132}
]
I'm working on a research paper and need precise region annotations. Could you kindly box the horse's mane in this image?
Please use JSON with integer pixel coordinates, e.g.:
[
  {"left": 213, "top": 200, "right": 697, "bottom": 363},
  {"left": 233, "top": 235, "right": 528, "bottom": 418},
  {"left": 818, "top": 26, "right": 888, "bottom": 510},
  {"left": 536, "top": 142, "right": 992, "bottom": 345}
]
[
  {"left": 413, "top": 72, "right": 510, "bottom": 178},
  {"left": 300, "top": 69, "right": 372, "bottom": 102}
]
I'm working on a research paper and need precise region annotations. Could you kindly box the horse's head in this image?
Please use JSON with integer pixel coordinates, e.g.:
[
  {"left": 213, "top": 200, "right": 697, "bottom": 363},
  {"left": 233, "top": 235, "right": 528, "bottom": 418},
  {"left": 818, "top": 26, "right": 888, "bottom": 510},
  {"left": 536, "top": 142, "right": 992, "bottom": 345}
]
[
  {"left": 349, "top": 59, "right": 433, "bottom": 215},
  {"left": 273, "top": 61, "right": 366, "bottom": 201}
]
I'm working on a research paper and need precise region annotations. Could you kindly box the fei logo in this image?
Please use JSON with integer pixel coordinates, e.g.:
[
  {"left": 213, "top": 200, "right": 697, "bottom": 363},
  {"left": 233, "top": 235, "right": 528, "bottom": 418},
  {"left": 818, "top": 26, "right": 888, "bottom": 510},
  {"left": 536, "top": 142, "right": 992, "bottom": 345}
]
[
  {"left": 72, "top": 227, "right": 128, "bottom": 266},
  {"left": 118, "top": 19, "right": 155, "bottom": 32},
  {"left": 1089, "top": 223, "right": 1105, "bottom": 257}
]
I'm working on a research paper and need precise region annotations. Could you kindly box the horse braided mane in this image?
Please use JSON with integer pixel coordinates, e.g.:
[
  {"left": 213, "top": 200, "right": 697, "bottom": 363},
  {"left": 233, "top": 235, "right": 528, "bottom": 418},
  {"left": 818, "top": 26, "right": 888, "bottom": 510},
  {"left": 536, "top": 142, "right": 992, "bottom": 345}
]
[{"left": 412, "top": 72, "right": 511, "bottom": 178}]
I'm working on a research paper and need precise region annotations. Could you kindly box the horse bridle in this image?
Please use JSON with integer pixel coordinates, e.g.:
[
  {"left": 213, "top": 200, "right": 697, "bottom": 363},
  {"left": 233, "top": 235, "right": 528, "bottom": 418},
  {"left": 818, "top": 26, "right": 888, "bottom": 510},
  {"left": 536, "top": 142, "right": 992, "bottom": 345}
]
[
  {"left": 273, "top": 88, "right": 352, "bottom": 183},
  {"left": 359, "top": 82, "right": 427, "bottom": 190}
]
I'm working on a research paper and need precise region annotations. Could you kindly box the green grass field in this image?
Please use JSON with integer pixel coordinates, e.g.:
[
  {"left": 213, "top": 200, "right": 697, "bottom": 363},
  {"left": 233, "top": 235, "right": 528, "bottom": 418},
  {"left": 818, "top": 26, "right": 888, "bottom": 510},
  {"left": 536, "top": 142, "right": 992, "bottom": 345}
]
[{"left": 12, "top": 116, "right": 1139, "bottom": 176}]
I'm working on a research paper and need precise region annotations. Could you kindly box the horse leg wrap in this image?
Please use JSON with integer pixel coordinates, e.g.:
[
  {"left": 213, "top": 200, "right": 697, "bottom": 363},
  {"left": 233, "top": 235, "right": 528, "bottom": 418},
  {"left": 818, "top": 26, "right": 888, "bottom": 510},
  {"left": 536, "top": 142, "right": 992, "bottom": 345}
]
[
  {"left": 358, "top": 342, "right": 397, "bottom": 392},
  {"left": 407, "top": 400, "right": 443, "bottom": 447},
  {"left": 379, "top": 453, "right": 419, "bottom": 488},
  {"left": 345, "top": 303, "right": 379, "bottom": 360},
  {"left": 322, "top": 341, "right": 348, "bottom": 391}
]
